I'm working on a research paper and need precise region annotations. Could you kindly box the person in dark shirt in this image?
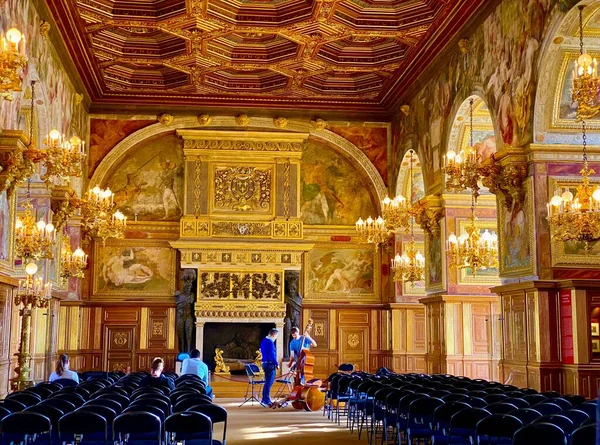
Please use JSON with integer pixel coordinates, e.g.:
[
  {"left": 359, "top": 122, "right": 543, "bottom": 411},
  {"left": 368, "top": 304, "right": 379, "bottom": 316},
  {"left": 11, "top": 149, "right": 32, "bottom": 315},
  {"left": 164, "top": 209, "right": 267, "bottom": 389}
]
[
  {"left": 259, "top": 328, "right": 279, "bottom": 407},
  {"left": 142, "top": 357, "right": 175, "bottom": 391}
]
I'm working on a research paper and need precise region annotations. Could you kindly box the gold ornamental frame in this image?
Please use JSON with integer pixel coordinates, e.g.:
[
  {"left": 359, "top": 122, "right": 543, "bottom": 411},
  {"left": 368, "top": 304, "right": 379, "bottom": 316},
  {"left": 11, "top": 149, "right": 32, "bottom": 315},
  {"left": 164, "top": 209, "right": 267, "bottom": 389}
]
[
  {"left": 303, "top": 242, "right": 380, "bottom": 302},
  {"left": 0, "top": 191, "right": 16, "bottom": 273},
  {"left": 425, "top": 221, "right": 446, "bottom": 294},
  {"left": 498, "top": 177, "right": 535, "bottom": 278},
  {"left": 92, "top": 239, "right": 177, "bottom": 299}
]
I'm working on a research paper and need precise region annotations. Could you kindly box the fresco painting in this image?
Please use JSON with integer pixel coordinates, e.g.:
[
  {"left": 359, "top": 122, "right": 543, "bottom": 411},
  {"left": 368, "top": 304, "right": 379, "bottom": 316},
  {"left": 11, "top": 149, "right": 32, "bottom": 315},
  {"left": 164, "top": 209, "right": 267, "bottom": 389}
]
[
  {"left": 307, "top": 248, "right": 374, "bottom": 296},
  {"left": 0, "top": 192, "right": 10, "bottom": 262},
  {"left": 301, "top": 141, "right": 376, "bottom": 225},
  {"left": 103, "top": 134, "right": 184, "bottom": 221}
]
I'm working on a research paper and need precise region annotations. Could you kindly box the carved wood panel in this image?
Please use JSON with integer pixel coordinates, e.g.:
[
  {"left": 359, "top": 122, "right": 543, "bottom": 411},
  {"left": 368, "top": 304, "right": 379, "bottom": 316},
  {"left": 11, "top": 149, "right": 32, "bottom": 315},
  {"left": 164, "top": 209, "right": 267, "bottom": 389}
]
[
  {"left": 104, "top": 326, "right": 136, "bottom": 373},
  {"left": 339, "top": 327, "right": 369, "bottom": 372},
  {"left": 471, "top": 304, "right": 490, "bottom": 355},
  {"left": 148, "top": 308, "right": 168, "bottom": 349}
]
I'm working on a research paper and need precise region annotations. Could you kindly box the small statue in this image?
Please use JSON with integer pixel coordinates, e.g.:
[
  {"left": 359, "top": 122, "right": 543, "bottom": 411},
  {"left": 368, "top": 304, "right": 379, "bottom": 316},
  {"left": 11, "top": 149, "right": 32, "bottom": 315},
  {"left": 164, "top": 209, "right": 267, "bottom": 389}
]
[
  {"left": 254, "top": 349, "right": 263, "bottom": 373},
  {"left": 215, "top": 348, "right": 230, "bottom": 373},
  {"left": 176, "top": 269, "right": 196, "bottom": 353}
]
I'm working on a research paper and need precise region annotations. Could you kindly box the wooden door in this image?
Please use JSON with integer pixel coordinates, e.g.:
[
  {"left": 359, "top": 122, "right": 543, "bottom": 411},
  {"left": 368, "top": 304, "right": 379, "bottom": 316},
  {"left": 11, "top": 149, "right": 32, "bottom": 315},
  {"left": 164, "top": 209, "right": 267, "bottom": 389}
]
[
  {"left": 104, "top": 326, "right": 136, "bottom": 372},
  {"left": 339, "top": 327, "right": 369, "bottom": 372}
]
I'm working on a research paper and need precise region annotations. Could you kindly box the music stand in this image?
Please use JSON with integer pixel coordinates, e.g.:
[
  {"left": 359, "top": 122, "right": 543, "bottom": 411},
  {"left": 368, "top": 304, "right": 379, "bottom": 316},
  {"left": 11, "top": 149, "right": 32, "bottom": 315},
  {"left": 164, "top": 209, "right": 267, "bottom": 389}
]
[{"left": 240, "top": 364, "right": 265, "bottom": 407}]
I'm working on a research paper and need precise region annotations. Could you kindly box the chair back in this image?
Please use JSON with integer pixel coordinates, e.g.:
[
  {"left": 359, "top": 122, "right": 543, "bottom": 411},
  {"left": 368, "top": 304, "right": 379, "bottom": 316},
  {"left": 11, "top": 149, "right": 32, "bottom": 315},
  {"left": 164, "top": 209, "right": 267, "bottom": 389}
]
[
  {"left": 25, "top": 386, "right": 53, "bottom": 400},
  {"left": 1, "top": 412, "right": 52, "bottom": 442},
  {"left": 24, "top": 405, "right": 63, "bottom": 429},
  {"left": 123, "top": 404, "right": 166, "bottom": 421},
  {"left": 535, "top": 414, "right": 575, "bottom": 436},
  {"left": 59, "top": 410, "right": 107, "bottom": 445},
  {"left": 561, "top": 409, "right": 590, "bottom": 427},
  {"left": 164, "top": 411, "right": 212, "bottom": 443},
  {"left": 77, "top": 405, "right": 117, "bottom": 424},
  {"left": 475, "top": 414, "right": 523, "bottom": 444},
  {"left": 0, "top": 399, "right": 26, "bottom": 413},
  {"left": 245, "top": 363, "right": 262, "bottom": 379},
  {"left": 84, "top": 398, "right": 123, "bottom": 414},
  {"left": 508, "top": 408, "right": 542, "bottom": 425},
  {"left": 96, "top": 392, "right": 130, "bottom": 409},
  {"left": 113, "top": 411, "right": 162, "bottom": 442},
  {"left": 513, "top": 422, "right": 566, "bottom": 445},
  {"left": 533, "top": 402, "right": 563, "bottom": 416},
  {"left": 486, "top": 402, "right": 518, "bottom": 414},
  {"left": 570, "top": 423, "right": 596, "bottom": 445},
  {"left": 40, "top": 398, "right": 76, "bottom": 414},
  {"left": 53, "top": 378, "right": 78, "bottom": 387},
  {"left": 186, "top": 404, "right": 227, "bottom": 444},
  {"left": 50, "top": 392, "right": 86, "bottom": 408},
  {"left": 6, "top": 392, "right": 42, "bottom": 407},
  {"left": 0, "top": 406, "right": 10, "bottom": 421},
  {"left": 174, "top": 396, "right": 213, "bottom": 413}
]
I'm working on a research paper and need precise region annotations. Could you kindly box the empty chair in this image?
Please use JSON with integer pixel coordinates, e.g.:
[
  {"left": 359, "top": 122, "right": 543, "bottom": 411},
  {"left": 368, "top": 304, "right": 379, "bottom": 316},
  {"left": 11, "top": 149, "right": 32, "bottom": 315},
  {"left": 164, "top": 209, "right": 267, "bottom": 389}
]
[
  {"left": 460, "top": 396, "right": 487, "bottom": 408},
  {"left": 186, "top": 404, "right": 228, "bottom": 445},
  {"left": 95, "top": 393, "right": 129, "bottom": 409},
  {"left": 569, "top": 424, "right": 596, "bottom": 445},
  {"left": 59, "top": 411, "right": 108, "bottom": 445},
  {"left": 483, "top": 394, "right": 509, "bottom": 404},
  {"left": 128, "top": 398, "right": 170, "bottom": 418},
  {"left": 174, "top": 396, "right": 213, "bottom": 412},
  {"left": 548, "top": 398, "right": 573, "bottom": 411},
  {"left": 25, "top": 386, "right": 53, "bottom": 400},
  {"left": 574, "top": 402, "right": 597, "bottom": 419},
  {"left": 523, "top": 394, "right": 547, "bottom": 406},
  {"left": 475, "top": 414, "right": 523, "bottom": 445},
  {"left": 562, "top": 395, "right": 586, "bottom": 407},
  {"left": 24, "top": 405, "right": 64, "bottom": 431},
  {"left": 36, "top": 383, "right": 62, "bottom": 393},
  {"left": 509, "top": 408, "right": 542, "bottom": 425},
  {"left": 6, "top": 392, "right": 42, "bottom": 407},
  {"left": 40, "top": 398, "right": 77, "bottom": 414},
  {"left": 50, "top": 392, "right": 86, "bottom": 408},
  {"left": 113, "top": 411, "right": 162, "bottom": 445},
  {"left": 533, "top": 402, "right": 563, "bottom": 416},
  {"left": 445, "top": 407, "right": 491, "bottom": 444},
  {"left": 0, "top": 399, "right": 26, "bottom": 412},
  {"left": 535, "top": 414, "right": 575, "bottom": 436},
  {"left": 77, "top": 405, "right": 117, "bottom": 426},
  {"left": 123, "top": 405, "right": 166, "bottom": 422},
  {"left": 84, "top": 399, "right": 123, "bottom": 415},
  {"left": 441, "top": 393, "right": 467, "bottom": 403},
  {"left": 504, "top": 398, "right": 530, "bottom": 409},
  {"left": 486, "top": 402, "right": 518, "bottom": 414},
  {"left": 561, "top": 409, "right": 590, "bottom": 427},
  {"left": 53, "top": 378, "right": 78, "bottom": 388},
  {"left": 164, "top": 412, "right": 212, "bottom": 445},
  {"left": 406, "top": 397, "right": 444, "bottom": 444},
  {"left": 513, "top": 422, "right": 566, "bottom": 445},
  {"left": 0, "top": 412, "right": 52, "bottom": 445},
  {"left": 540, "top": 391, "right": 561, "bottom": 398}
]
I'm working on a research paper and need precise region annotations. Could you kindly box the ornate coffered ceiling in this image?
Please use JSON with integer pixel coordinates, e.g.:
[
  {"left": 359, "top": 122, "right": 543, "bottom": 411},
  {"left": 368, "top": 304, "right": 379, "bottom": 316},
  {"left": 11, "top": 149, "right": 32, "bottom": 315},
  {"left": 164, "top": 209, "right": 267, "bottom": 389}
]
[{"left": 46, "top": 0, "right": 489, "bottom": 113}]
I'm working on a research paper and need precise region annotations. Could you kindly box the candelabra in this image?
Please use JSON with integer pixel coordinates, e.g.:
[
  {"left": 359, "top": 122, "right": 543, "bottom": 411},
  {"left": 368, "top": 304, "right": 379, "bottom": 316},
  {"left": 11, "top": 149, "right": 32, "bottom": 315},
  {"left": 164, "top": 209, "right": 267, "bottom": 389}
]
[
  {"left": 0, "top": 27, "right": 27, "bottom": 100},
  {"left": 60, "top": 245, "right": 88, "bottom": 279},
  {"left": 14, "top": 182, "right": 56, "bottom": 262},
  {"left": 41, "top": 130, "right": 86, "bottom": 184},
  {"left": 80, "top": 186, "right": 127, "bottom": 244},
  {"left": 572, "top": 6, "right": 600, "bottom": 120},
  {"left": 11, "top": 261, "right": 51, "bottom": 391},
  {"left": 448, "top": 195, "right": 498, "bottom": 275},
  {"left": 392, "top": 241, "right": 425, "bottom": 285},
  {"left": 355, "top": 216, "right": 390, "bottom": 250},
  {"left": 444, "top": 98, "right": 487, "bottom": 199},
  {"left": 382, "top": 194, "right": 412, "bottom": 231}
]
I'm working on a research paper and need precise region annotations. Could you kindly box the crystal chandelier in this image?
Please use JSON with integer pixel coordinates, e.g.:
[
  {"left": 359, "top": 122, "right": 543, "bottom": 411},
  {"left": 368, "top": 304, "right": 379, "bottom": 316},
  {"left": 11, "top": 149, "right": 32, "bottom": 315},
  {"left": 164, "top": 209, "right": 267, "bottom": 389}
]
[
  {"left": 391, "top": 148, "right": 425, "bottom": 285},
  {"left": 60, "top": 245, "right": 88, "bottom": 280},
  {"left": 15, "top": 262, "right": 51, "bottom": 309},
  {"left": 40, "top": 130, "right": 85, "bottom": 184},
  {"left": 547, "top": 113, "right": 600, "bottom": 249},
  {"left": 382, "top": 194, "right": 411, "bottom": 231},
  {"left": 355, "top": 216, "right": 389, "bottom": 250},
  {"left": 444, "top": 98, "right": 485, "bottom": 199},
  {"left": 81, "top": 186, "right": 127, "bottom": 244},
  {"left": 572, "top": 5, "right": 600, "bottom": 121},
  {"left": 448, "top": 194, "right": 498, "bottom": 275},
  {"left": 0, "top": 27, "right": 27, "bottom": 100},
  {"left": 15, "top": 180, "right": 55, "bottom": 262}
]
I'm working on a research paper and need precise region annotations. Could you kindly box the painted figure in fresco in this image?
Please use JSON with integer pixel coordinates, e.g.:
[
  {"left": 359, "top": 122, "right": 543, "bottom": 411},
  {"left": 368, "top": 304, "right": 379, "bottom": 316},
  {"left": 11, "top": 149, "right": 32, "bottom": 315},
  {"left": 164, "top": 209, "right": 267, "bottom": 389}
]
[
  {"left": 176, "top": 269, "right": 196, "bottom": 353},
  {"left": 102, "top": 248, "right": 153, "bottom": 287},
  {"left": 324, "top": 252, "right": 370, "bottom": 292},
  {"left": 159, "top": 158, "right": 181, "bottom": 219}
]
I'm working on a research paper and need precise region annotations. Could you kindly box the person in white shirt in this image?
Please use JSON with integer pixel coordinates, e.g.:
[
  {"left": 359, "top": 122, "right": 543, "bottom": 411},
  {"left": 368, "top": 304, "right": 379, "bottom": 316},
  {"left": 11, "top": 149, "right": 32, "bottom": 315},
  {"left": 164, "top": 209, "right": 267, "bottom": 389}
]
[
  {"left": 49, "top": 353, "right": 80, "bottom": 383},
  {"left": 181, "top": 349, "right": 213, "bottom": 398}
]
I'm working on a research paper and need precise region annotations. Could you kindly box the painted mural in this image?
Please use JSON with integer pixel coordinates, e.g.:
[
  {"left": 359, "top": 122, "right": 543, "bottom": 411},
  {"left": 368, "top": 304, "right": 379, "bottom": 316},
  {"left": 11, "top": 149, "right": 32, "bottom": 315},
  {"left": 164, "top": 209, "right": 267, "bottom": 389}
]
[
  {"left": 427, "top": 235, "right": 444, "bottom": 288},
  {"left": 0, "top": 192, "right": 10, "bottom": 262},
  {"left": 396, "top": 0, "right": 578, "bottom": 188},
  {"left": 327, "top": 125, "right": 388, "bottom": 185},
  {"left": 301, "top": 141, "right": 376, "bottom": 225},
  {"left": 103, "top": 134, "right": 184, "bottom": 221},
  {"left": 306, "top": 248, "right": 374, "bottom": 296},
  {"left": 93, "top": 241, "right": 176, "bottom": 297},
  {"left": 0, "top": 0, "right": 85, "bottom": 139},
  {"left": 89, "top": 119, "right": 156, "bottom": 177}
]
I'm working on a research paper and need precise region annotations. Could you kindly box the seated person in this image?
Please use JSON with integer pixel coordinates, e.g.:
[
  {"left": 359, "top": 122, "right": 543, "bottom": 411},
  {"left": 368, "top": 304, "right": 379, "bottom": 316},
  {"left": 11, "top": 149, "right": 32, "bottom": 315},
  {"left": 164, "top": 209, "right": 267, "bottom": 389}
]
[
  {"left": 49, "top": 353, "right": 80, "bottom": 383},
  {"left": 141, "top": 357, "right": 175, "bottom": 390},
  {"left": 181, "top": 349, "right": 213, "bottom": 398}
]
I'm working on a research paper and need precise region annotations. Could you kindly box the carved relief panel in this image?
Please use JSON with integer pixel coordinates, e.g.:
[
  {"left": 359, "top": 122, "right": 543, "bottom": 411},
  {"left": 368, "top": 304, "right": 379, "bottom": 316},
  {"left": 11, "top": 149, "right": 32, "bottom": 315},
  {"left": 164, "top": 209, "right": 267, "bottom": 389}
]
[
  {"left": 200, "top": 272, "right": 282, "bottom": 300},
  {"left": 212, "top": 165, "right": 273, "bottom": 214}
]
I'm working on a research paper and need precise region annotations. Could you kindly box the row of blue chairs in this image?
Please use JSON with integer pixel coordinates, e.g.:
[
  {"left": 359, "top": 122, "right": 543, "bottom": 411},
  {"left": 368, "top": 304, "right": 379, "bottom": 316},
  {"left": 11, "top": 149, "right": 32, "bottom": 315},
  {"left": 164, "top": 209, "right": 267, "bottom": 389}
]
[{"left": 323, "top": 371, "right": 597, "bottom": 445}]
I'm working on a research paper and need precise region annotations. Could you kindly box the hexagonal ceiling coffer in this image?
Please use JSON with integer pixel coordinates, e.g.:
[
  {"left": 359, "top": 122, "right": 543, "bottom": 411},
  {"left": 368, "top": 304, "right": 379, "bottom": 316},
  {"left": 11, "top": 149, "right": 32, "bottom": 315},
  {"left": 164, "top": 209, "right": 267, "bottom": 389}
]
[
  {"left": 103, "top": 64, "right": 190, "bottom": 90},
  {"left": 76, "top": 0, "right": 187, "bottom": 20},
  {"left": 93, "top": 28, "right": 188, "bottom": 59},
  {"left": 303, "top": 72, "right": 383, "bottom": 95},
  {"left": 334, "top": 0, "right": 442, "bottom": 30},
  {"left": 208, "top": 0, "right": 315, "bottom": 26},
  {"left": 317, "top": 38, "right": 407, "bottom": 65},
  {"left": 205, "top": 69, "right": 288, "bottom": 92},
  {"left": 207, "top": 33, "right": 300, "bottom": 64}
]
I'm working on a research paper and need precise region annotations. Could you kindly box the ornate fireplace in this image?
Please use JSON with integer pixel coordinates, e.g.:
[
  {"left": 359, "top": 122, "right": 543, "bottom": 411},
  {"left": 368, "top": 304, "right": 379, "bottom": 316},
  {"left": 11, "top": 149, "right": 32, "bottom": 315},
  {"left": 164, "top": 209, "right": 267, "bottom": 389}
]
[{"left": 170, "top": 130, "right": 313, "bottom": 367}]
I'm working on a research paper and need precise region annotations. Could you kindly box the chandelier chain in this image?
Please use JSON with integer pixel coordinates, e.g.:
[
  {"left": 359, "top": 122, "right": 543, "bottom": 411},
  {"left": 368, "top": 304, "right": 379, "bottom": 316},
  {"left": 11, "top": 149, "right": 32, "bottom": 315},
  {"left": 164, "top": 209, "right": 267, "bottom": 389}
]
[
  {"left": 469, "top": 98, "right": 474, "bottom": 148},
  {"left": 579, "top": 5, "right": 584, "bottom": 57}
]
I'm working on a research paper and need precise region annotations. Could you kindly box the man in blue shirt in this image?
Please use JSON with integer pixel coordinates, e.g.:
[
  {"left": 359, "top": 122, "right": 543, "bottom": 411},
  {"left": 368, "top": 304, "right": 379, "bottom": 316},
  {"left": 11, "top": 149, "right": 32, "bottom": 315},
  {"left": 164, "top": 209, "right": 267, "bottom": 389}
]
[
  {"left": 259, "top": 328, "right": 279, "bottom": 407},
  {"left": 288, "top": 326, "right": 317, "bottom": 369},
  {"left": 181, "top": 349, "right": 213, "bottom": 398}
]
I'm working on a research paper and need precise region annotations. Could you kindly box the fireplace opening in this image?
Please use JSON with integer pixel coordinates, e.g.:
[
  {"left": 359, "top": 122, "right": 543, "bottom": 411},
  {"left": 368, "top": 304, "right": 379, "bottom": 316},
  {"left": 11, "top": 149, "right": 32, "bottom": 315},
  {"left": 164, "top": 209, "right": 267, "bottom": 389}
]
[{"left": 203, "top": 322, "right": 275, "bottom": 374}]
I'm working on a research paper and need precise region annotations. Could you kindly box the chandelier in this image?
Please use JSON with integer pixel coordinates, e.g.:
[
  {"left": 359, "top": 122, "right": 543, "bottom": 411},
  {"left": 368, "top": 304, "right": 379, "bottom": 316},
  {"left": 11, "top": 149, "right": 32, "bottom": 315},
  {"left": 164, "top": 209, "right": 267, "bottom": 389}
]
[
  {"left": 15, "top": 262, "right": 51, "bottom": 309},
  {"left": 572, "top": 5, "right": 600, "bottom": 121},
  {"left": 444, "top": 98, "right": 486, "bottom": 199},
  {"left": 382, "top": 194, "right": 412, "bottom": 231},
  {"left": 40, "top": 130, "right": 85, "bottom": 184},
  {"left": 15, "top": 181, "right": 55, "bottom": 262},
  {"left": 81, "top": 186, "right": 127, "bottom": 244},
  {"left": 0, "top": 27, "right": 27, "bottom": 100},
  {"left": 391, "top": 148, "right": 425, "bottom": 285},
  {"left": 448, "top": 194, "right": 498, "bottom": 275},
  {"left": 355, "top": 216, "right": 389, "bottom": 250},
  {"left": 60, "top": 245, "right": 88, "bottom": 280},
  {"left": 547, "top": 116, "right": 600, "bottom": 248}
]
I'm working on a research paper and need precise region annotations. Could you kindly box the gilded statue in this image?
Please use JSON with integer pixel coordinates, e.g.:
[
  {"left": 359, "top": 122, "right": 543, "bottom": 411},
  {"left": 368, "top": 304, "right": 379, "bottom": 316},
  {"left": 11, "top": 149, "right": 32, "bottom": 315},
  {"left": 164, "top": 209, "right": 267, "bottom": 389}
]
[
  {"left": 214, "top": 348, "right": 230, "bottom": 373},
  {"left": 254, "top": 350, "right": 263, "bottom": 373}
]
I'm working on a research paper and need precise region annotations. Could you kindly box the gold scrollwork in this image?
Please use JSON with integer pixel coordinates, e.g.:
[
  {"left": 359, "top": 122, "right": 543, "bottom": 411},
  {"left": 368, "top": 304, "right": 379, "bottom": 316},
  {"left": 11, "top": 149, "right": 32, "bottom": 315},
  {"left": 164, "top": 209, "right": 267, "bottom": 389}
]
[
  {"left": 200, "top": 271, "right": 281, "bottom": 300},
  {"left": 283, "top": 158, "right": 291, "bottom": 219},
  {"left": 212, "top": 221, "right": 271, "bottom": 236},
  {"left": 347, "top": 334, "right": 360, "bottom": 348},
  {"left": 152, "top": 321, "right": 164, "bottom": 336},
  {"left": 184, "top": 139, "right": 303, "bottom": 152},
  {"left": 214, "top": 166, "right": 271, "bottom": 212},
  {"left": 113, "top": 332, "right": 128, "bottom": 347},
  {"left": 194, "top": 159, "right": 202, "bottom": 217}
]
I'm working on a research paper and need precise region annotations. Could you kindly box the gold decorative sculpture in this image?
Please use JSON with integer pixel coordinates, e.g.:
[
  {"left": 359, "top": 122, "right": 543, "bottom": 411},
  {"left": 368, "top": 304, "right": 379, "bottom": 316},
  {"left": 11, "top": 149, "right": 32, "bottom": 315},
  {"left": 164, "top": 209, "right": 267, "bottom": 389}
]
[
  {"left": 236, "top": 113, "right": 250, "bottom": 126},
  {"left": 157, "top": 113, "right": 174, "bottom": 126},
  {"left": 254, "top": 350, "right": 263, "bottom": 373},
  {"left": 273, "top": 117, "right": 287, "bottom": 128},
  {"left": 214, "top": 348, "right": 230, "bottom": 374},
  {"left": 310, "top": 118, "right": 326, "bottom": 130},
  {"left": 197, "top": 114, "right": 211, "bottom": 126}
]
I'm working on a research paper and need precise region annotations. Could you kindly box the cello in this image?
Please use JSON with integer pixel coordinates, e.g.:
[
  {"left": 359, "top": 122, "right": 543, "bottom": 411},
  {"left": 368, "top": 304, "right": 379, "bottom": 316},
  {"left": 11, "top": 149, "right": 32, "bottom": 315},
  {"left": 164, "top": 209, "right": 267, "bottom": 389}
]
[{"left": 273, "top": 319, "right": 325, "bottom": 411}]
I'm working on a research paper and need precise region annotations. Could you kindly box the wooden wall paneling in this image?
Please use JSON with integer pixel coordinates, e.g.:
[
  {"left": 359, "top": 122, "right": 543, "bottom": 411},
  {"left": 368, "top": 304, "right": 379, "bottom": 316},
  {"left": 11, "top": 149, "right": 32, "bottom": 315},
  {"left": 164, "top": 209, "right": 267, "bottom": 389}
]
[
  {"left": 104, "top": 325, "right": 136, "bottom": 372},
  {"left": 148, "top": 308, "right": 169, "bottom": 349},
  {"left": 307, "top": 308, "right": 330, "bottom": 376},
  {"left": 0, "top": 284, "right": 13, "bottom": 397},
  {"left": 339, "top": 326, "right": 369, "bottom": 372}
]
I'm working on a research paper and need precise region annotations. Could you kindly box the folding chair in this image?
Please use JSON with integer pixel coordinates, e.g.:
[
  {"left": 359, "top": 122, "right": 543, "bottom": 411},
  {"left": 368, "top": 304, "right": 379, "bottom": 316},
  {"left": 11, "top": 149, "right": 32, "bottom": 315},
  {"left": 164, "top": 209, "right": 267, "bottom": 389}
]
[
  {"left": 240, "top": 364, "right": 265, "bottom": 407},
  {"left": 273, "top": 370, "right": 295, "bottom": 399}
]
